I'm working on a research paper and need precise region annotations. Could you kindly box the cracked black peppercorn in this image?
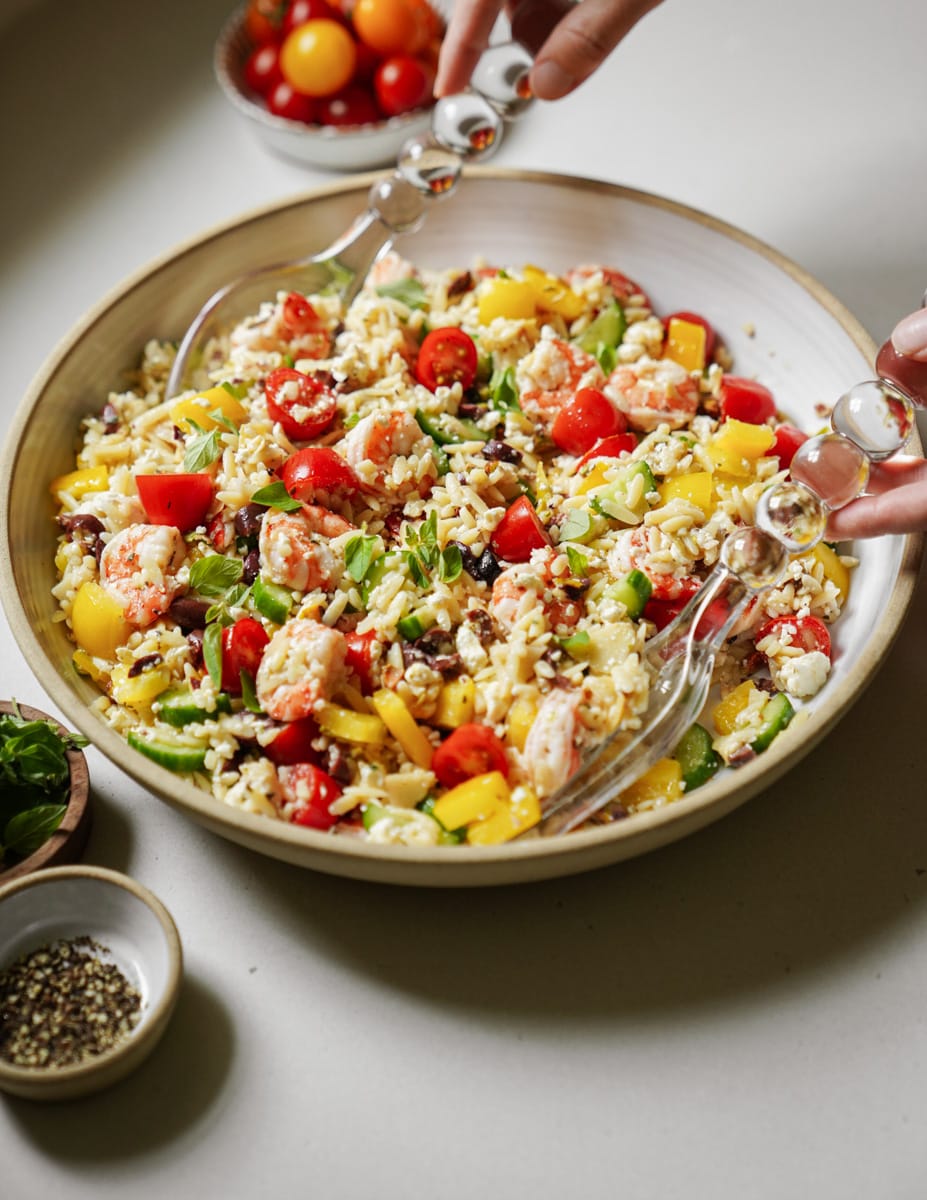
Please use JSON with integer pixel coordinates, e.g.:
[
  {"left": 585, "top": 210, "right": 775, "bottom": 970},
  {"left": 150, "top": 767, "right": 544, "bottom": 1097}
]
[{"left": 0, "top": 936, "right": 142, "bottom": 1068}]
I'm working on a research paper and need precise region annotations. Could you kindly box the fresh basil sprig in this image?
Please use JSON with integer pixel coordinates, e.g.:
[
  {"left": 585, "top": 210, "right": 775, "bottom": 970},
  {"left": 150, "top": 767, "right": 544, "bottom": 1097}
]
[
  {"left": 183, "top": 421, "right": 222, "bottom": 473},
  {"left": 251, "top": 481, "right": 302, "bottom": 512},
  {"left": 375, "top": 278, "right": 427, "bottom": 310},
  {"left": 190, "top": 555, "right": 244, "bottom": 597},
  {"left": 344, "top": 534, "right": 379, "bottom": 584}
]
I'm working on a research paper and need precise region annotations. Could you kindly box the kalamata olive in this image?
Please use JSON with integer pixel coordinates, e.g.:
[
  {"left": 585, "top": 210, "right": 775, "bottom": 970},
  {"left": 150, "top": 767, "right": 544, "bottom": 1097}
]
[
  {"left": 234, "top": 503, "right": 265, "bottom": 539},
  {"left": 242, "top": 549, "right": 261, "bottom": 584},
  {"left": 481, "top": 439, "right": 522, "bottom": 464},
  {"left": 167, "top": 597, "right": 211, "bottom": 630},
  {"left": 454, "top": 541, "right": 502, "bottom": 585},
  {"left": 186, "top": 628, "right": 205, "bottom": 669},
  {"left": 128, "top": 653, "right": 163, "bottom": 678}
]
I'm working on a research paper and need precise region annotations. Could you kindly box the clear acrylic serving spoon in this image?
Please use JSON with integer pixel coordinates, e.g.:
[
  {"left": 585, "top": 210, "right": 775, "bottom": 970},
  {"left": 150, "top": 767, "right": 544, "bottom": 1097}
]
[
  {"left": 534, "top": 312, "right": 926, "bottom": 837},
  {"left": 165, "top": 42, "right": 534, "bottom": 399}
]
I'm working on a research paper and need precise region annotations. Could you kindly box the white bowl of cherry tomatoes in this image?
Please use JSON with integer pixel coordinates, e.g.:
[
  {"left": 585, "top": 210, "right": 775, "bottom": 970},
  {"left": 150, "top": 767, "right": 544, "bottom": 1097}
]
[{"left": 216, "top": 0, "right": 448, "bottom": 171}]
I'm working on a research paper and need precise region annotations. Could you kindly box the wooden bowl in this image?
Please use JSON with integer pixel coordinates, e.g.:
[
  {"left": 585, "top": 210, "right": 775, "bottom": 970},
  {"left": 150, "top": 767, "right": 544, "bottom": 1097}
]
[{"left": 0, "top": 701, "right": 91, "bottom": 887}]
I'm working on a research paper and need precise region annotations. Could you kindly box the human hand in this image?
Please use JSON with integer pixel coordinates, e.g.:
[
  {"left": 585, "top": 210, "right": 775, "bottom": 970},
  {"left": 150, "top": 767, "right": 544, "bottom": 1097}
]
[
  {"left": 435, "top": 0, "right": 663, "bottom": 102},
  {"left": 826, "top": 308, "right": 927, "bottom": 540}
]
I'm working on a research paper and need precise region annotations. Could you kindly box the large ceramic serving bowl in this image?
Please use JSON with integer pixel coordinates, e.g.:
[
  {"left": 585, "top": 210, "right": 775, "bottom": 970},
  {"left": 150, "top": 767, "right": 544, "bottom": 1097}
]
[{"left": 1, "top": 170, "right": 922, "bottom": 887}]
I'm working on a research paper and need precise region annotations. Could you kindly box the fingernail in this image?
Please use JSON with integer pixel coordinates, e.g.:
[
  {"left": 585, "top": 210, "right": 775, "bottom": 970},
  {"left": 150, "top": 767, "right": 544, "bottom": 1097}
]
[
  {"left": 891, "top": 307, "right": 927, "bottom": 360},
  {"left": 530, "top": 59, "right": 576, "bottom": 100}
]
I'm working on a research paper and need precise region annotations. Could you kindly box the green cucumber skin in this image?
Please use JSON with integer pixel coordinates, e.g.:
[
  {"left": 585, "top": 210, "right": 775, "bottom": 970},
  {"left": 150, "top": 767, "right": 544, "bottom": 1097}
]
[
  {"left": 127, "top": 730, "right": 206, "bottom": 772},
  {"left": 673, "top": 723, "right": 721, "bottom": 791},
  {"left": 252, "top": 577, "right": 292, "bottom": 624},
  {"left": 751, "top": 693, "right": 795, "bottom": 752},
  {"left": 609, "top": 569, "right": 653, "bottom": 619},
  {"left": 157, "top": 688, "right": 231, "bottom": 728}
]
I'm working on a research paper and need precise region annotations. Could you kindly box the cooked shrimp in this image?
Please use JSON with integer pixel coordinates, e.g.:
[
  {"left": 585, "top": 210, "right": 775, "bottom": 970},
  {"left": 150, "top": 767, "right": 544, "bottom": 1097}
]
[
  {"left": 99, "top": 523, "right": 186, "bottom": 626},
  {"left": 229, "top": 292, "right": 330, "bottom": 361},
  {"left": 523, "top": 689, "right": 581, "bottom": 796},
  {"left": 607, "top": 526, "right": 700, "bottom": 602},
  {"left": 337, "top": 409, "right": 438, "bottom": 499},
  {"left": 517, "top": 336, "right": 604, "bottom": 431},
  {"left": 490, "top": 550, "right": 583, "bottom": 631},
  {"left": 259, "top": 506, "right": 353, "bottom": 593},
  {"left": 368, "top": 251, "right": 417, "bottom": 288},
  {"left": 605, "top": 359, "right": 699, "bottom": 432},
  {"left": 256, "top": 618, "right": 347, "bottom": 722}
]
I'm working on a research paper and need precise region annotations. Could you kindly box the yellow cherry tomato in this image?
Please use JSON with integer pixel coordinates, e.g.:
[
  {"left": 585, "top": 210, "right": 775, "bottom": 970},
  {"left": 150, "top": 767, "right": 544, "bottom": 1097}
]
[{"left": 280, "top": 19, "right": 357, "bottom": 98}]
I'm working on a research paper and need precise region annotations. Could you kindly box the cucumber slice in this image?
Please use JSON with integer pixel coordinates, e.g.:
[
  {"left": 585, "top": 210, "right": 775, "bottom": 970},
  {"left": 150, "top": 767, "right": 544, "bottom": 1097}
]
[
  {"left": 156, "top": 687, "right": 232, "bottom": 728},
  {"left": 606, "top": 569, "right": 653, "bottom": 619},
  {"left": 589, "top": 460, "right": 657, "bottom": 523},
  {"left": 397, "top": 609, "right": 436, "bottom": 640},
  {"left": 127, "top": 729, "right": 207, "bottom": 772},
  {"left": 252, "top": 576, "right": 292, "bottom": 624},
  {"left": 673, "top": 723, "right": 721, "bottom": 790},
  {"left": 575, "top": 303, "right": 627, "bottom": 372},
  {"left": 752, "top": 693, "right": 795, "bottom": 752},
  {"left": 415, "top": 409, "right": 490, "bottom": 445}
]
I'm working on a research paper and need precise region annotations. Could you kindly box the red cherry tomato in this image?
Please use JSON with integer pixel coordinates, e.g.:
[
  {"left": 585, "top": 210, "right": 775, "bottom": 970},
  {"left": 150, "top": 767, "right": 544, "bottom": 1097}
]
[
  {"left": 373, "top": 55, "right": 433, "bottom": 117},
  {"left": 574, "top": 432, "right": 638, "bottom": 470},
  {"left": 569, "top": 266, "right": 649, "bottom": 308},
  {"left": 282, "top": 446, "right": 360, "bottom": 503},
  {"left": 490, "top": 495, "right": 551, "bottom": 563},
  {"left": 265, "top": 368, "right": 338, "bottom": 440},
  {"left": 755, "top": 614, "right": 832, "bottom": 659},
  {"left": 282, "top": 0, "right": 343, "bottom": 35},
  {"left": 221, "top": 617, "right": 270, "bottom": 695},
  {"left": 432, "top": 723, "right": 509, "bottom": 789},
  {"left": 243, "top": 42, "right": 284, "bottom": 95},
  {"left": 344, "top": 630, "right": 378, "bottom": 693},
  {"left": 135, "top": 474, "right": 213, "bottom": 532},
  {"left": 415, "top": 327, "right": 478, "bottom": 391},
  {"left": 770, "top": 423, "right": 809, "bottom": 469},
  {"left": 279, "top": 763, "right": 342, "bottom": 829},
  {"left": 664, "top": 310, "right": 716, "bottom": 361},
  {"left": 550, "top": 387, "right": 626, "bottom": 456},
  {"left": 351, "top": 39, "right": 381, "bottom": 85},
  {"left": 318, "top": 83, "right": 381, "bottom": 126},
  {"left": 719, "top": 376, "right": 776, "bottom": 425},
  {"left": 244, "top": 0, "right": 286, "bottom": 43},
  {"left": 266, "top": 79, "right": 318, "bottom": 122},
  {"left": 281, "top": 291, "right": 324, "bottom": 335},
  {"left": 265, "top": 716, "right": 321, "bottom": 765}
]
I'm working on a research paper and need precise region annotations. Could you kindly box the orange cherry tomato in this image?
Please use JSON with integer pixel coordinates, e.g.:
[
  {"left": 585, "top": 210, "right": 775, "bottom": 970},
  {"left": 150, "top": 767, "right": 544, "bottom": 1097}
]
[
  {"left": 352, "top": 0, "right": 429, "bottom": 57},
  {"left": 280, "top": 18, "right": 357, "bottom": 98}
]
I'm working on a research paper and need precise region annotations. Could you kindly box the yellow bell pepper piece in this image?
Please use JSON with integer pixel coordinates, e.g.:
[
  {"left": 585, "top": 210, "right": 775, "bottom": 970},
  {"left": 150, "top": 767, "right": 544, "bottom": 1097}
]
[
  {"left": 506, "top": 696, "right": 537, "bottom": 751},
  {"left": 433, "top": 677, "right": 476, "bottom": 729},
  {"left": 522, "top": 265, "right": 585, "bottom": 320},
  {"left": 576, "top": 459, "right": 613, "bottom": 495},
  {"left": 711, "top": 680, "right": 757, "bottom": 735},
  {"left": 111, "top": 662, "right": 172, "bottom": 708},
  {"left": 663, "top": 317, "right": 707, "bottom": 373},
  {"left": 371, "top": 689, "right": 434, "bottom": 768},
  {"left": 810, "top": 541, "right": 850, "bottom": 604},
  {"left": 431, "top": 770, "right": 510, "bottom": 830},
  {"left": 657, "top": 471, "right": 714, "bottom": 516},
  {"left": 318, "top": 702, "right": 387, "bottom": 745},
  {"left": 708, "top": 419, "right": 776, "bottom": 477},
  {"left": 621, "top": 757, "right": 684, "bottom": 807},
  {"left": 70, "top": 581, "right": 132, "bottom": 660},
  {"left": 49, "top": 465, "right": 110, "bottom": 499},
  {"left": 468, "top": 785, "right": 541, "bottom": 845},
  {"left": 72, "top": 648, "right": 106, "bottom": 684},
  {"left": 477, "top": 277, "right": 536, "bottom": 324},
  {"left": 170, "top": 385, "right": 247, "bottom": 433}
]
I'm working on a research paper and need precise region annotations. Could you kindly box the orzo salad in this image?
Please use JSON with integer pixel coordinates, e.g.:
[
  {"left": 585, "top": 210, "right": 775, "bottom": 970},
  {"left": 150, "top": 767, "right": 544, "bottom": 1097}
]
[{"left": 50, "top": 255, "right": 852, "bottom": 846}]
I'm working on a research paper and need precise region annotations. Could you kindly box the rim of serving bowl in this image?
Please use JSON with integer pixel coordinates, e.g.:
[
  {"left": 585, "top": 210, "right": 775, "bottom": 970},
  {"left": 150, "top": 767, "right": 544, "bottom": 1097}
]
[
  {"left": 1, "top": 169, "right": 922, "bottom": 887},
  {"left": 0, "top": 865, "right": 183, "bottom": 1098}
]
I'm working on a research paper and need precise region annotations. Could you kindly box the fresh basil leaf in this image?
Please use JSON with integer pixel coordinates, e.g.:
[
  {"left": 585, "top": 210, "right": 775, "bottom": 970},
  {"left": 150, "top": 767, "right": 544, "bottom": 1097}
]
[
  {"left": 251, "top": 481, "right": 302, "bottom": 512},
  {"left": 375, "top": 278, "right": 427, "bottom": 310},
  {"left": 203, "top": 623, "right": 224, "bottom": 688},
  {"left": 405, "top": 551, "right": 430, "bottom": 589},
  {"left": 220, "top": 380, "right": 249, "bottom": 400},
  {"left": 437, "top": 545, "right": 463, "bottom": 584},
  {"left": 190, "top": 555, "right": 244, "bottom": 597},
  {"left": 208, "top": 409, "right": 239, "bottom": 434},
  {"left": 420, "top": 511, "right": 438, "bottom": 555},
  {"left": 4, "top": 804, "right": 67, "bottom": 857},
  {"left": 565, "top": 546, "right": 589, "bottom": 577},
  {"left": 489, "top": 365, "right": 521, "bottom": 413},
  {"left": 345, "top": 534, "right": 378, "bottom": 583},
  {"left": 183, "top": 427, "right": 221, "bottom": 473},
  {"left": 239, "top": 669, "right": 263, "bottom": 714}
]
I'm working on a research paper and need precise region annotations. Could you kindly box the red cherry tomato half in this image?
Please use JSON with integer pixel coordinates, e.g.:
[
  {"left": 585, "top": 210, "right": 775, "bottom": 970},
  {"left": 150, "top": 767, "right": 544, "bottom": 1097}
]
[
  {"left": 282, "top": 0, "right": 343, "bottom": 35},
  {"left": 490, "top": 495, "right": 551, "bottom": 563},
  {"left": 344, "top": 629, "right": 378, "bottom": 693},
  {"left": 415, "top": 327, "right": 478, "bottom": 391},
  {"left": 373, "top": 54, "right": 433, "bottom": 117},
  {"left": 135, "top": 473, "right": 213, "bottom": 532},
  {"left": 265, "top": 716, "right": 321, "bottom": 766},
  {"left": 664, "top": 310, "right": 716, "bottom": 361},
  {"left": 719, "top": 376, "right": 777, "bottom": 425},
  {"left": 266, "top": 79, "right": 317, "bottom": 122},
  {"left": 574, "top": 432, "right": 638, "bottom": 470},
  {"left": 265, "top": 368, "right": 338, "bottom": 440},
  {"left": 279, "top": 763, "right": 342, "bottom": 829},
  {"left": 282, "top": 446, "right": 360, "bottom": 503},
  {"left": 755, "top": 614, "right": 832, "bottom": 659},
  {"left": 220, "top": 617, "right": 270, "bottom": 696},
  {"left": 431, "top": 723, "right": 510, "bottom": 790},
  {"left": 281, "top": 291, "right": 324, "bottom": 335},
  {"left": 243, "top": 42, "right": 283, "bottom": 95},
  {"left": 318, "top": 83, "right": 381, "bottom": 126},
  {"left": 551, "top": 387, "right": 627, "bottom": 456},
  {"left": 770, "top": 423, "right": 809, "bottom": 469}
]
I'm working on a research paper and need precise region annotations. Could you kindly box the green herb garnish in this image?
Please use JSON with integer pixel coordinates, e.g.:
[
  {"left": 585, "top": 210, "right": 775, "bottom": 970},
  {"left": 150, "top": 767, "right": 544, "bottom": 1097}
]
[
  {"left": 251, "top": 481, "right": 302, "bottom": 512},
  {"left": 189, "top": 555, "right": 244, "bottom": 597},
  {"left": 375, "top": 278, "right": 427, "bottom": 310}
]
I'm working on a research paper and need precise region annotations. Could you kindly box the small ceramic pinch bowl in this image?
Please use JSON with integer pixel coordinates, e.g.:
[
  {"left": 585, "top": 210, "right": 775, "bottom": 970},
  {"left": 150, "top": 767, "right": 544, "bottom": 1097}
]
[
  {"left": 0, "top": 866, "right": 182, "bottom": 1101},
  {"left": 0, "top": 700, "right": 91, "bottom": 886}
]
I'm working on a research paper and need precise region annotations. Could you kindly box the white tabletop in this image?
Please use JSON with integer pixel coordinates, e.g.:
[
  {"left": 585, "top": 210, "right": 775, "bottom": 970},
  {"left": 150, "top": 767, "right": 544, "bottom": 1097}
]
[{"left": 3, "top": 0, "right": 927, "bottom": 1195}]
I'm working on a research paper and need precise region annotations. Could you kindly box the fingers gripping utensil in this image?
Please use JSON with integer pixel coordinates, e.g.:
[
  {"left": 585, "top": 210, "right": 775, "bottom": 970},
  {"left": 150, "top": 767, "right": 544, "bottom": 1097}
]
[{"left": 166, "top": 42, "right": 535, "bottom": 399}]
